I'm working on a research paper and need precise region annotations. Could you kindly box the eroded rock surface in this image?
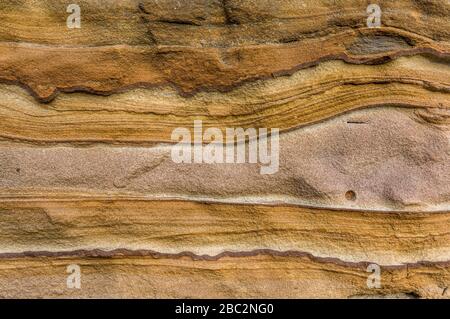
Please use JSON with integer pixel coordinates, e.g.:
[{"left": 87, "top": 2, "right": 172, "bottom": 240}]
[{"left": 0, "top": 0, "right": 449, "bottom": 298}]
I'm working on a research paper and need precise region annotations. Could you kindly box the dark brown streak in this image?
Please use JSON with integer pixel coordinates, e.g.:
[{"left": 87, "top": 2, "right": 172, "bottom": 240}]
[
  {"left": 0, "top": 47, "right": 448, "bottom": 104},
  {"left": 0, "top": 248, "right": 449, "bottom": 270}
]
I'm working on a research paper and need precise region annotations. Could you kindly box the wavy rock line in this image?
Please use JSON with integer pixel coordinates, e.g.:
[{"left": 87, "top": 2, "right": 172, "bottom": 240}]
[
  {"left": 1, "top": 248, "right": 450, "bottom": 269},
  {"left": 0, "top": 56, "right": 448, "bottom": 144},
  {"left": 1, "top": 106, "right": 448, "bottom": 211},
  {"left": 1, "top": 0, "right": 449, "bottom": 46},
  {"left": 0, "top": 250, "right": 448, "bottom": 298},
  {"left": 0, "top": 197, "right": 449, "bottom": 265},
  {"left": 0, "top": 27, "right": 448, "bottom": 102}
]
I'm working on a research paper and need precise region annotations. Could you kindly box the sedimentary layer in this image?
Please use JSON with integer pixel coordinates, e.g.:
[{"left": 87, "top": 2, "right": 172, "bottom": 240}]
[
  {"left": 0, "top": 200, "right": 449, "bottom": 266},
  {"left": 0, "top": 1, "right": 449, "bottom": 100},
  {"left": 0, "top": 56, "right": 448, "bottom": 144},
  {"left": 0, "top": 252, "right": 449, "bottom": 298},
  {"left": 1, "top": 107, "right": 448, "bottom": 211}
]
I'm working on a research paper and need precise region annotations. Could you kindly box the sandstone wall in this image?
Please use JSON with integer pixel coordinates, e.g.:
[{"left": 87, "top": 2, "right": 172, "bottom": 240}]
[{"left": 0, "top": 0, "right": 449, "bottom": 298}]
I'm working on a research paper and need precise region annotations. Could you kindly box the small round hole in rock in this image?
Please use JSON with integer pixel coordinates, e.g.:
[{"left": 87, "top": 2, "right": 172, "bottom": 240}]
[
  {"left": 345, "top": 190, "right": 356, "bottom": 201},
  {"left": 15, "top": 168, "right": 20, "bottom": 173}
]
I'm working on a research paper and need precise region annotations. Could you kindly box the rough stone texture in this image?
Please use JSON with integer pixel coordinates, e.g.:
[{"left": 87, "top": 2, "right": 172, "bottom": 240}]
[
  {"left": 1, "top": 107, "right": 449, "bottom": 211},
  {"left": 0, "top": 0, "right": 449, "bottom": 298},
  {"left": 0, "top": 57, "right": 448, "bottom": 143}
]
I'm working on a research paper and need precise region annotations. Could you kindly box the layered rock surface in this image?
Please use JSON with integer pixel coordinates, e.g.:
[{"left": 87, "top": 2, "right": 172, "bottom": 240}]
[{"left": 0, "top": 0, "right": 449, "bottom": 298}]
